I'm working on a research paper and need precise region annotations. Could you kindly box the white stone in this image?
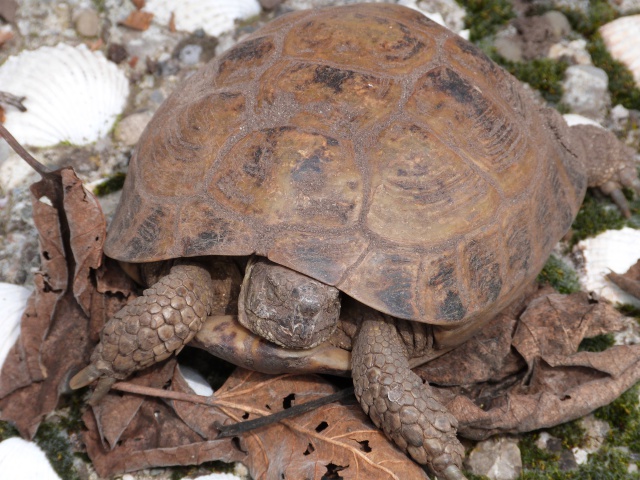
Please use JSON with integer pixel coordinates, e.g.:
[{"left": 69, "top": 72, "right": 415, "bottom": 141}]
[
  {"left": 466, "top": 437, "right": 522, "bottom": 480},
  {"left": 0, "top": 437, "right": 60, "bottom": 480},
  {"left": 114, "top": 111, "right": 154, "bottom": 147},
  {"left": 143, "top": 0, "right": 261, "bottom": 36},
  {"left": 548, "top": 39, "right": 591, "bottom": 65},
  {"left": 572, "top": 447, "right": 589, "bottom": 465},
  {"left": 562, "top": 65, "right": 610, "bottom": 123}
]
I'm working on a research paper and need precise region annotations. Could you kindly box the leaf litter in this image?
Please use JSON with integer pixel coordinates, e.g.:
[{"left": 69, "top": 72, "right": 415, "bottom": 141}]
[{"left": 2, "top": 125, "right": 640, "bottom": 479}]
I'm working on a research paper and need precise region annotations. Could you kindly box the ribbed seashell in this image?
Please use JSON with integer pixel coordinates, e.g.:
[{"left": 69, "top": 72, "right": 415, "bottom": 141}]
[
  {"left": 0, "top": 438, "right": 61, "bottom": 480},
  {"left": 0, "top": 282, "right": 31, "bottom": 370},
  {"left": 575, "top": 227, "right": 640, "bottom": 307},
  {"left": 600, "top": 15, "right": 640, "bottom": 87},
  {"left": 143, "top": 0, "right": 261, "bottom": 36},
  {"left": 0, "top": 43, "right": 129, "bottom": 147}
]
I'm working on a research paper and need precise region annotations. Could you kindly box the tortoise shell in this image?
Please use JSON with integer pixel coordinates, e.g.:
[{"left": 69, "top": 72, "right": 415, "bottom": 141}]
[{"left": 105, "top": 4, "right": 587, "bottom": 330}]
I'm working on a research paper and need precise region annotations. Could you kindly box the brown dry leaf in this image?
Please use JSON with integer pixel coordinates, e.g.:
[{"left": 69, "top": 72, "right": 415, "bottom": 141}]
[
  {"left": 0, "top": 167, "right": 130, "bottom": 438},
  {"left": 171, "top": 367, "right": 429, "bottom": 480},
  {"left": 82, "top": 365, "right": 428, "bottom": 479},
  {"left": 119, "top": 10, "right": 153, "bottom": 31},
  {"left": 417, "top": 291, "right": 638, "bottom": 440},
  {"left": 0, "top": 0, "right": 17, "bottom": 23},
  {"left": 131, "top": 0, "right": 145, "bottom": 10},
  {"left": 608, "top": 259, "right": 640, "bottom": 299},
  {"left": 0, "top": 28, "right": 14, "bottom": 47}
]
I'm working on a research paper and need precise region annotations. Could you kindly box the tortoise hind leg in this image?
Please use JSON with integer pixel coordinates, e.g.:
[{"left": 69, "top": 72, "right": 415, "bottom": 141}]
[
  {"left": 70, "top": 263, "right": 214, "bottom": 403},
  {"left": 352, "top": 314, "right": 466, "bottom": 480}
]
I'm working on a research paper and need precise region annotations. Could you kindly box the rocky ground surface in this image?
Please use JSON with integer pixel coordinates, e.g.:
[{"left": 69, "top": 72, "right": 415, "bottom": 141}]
[{"left": 1, "top": 0, "right": 640, "bottom": 479}]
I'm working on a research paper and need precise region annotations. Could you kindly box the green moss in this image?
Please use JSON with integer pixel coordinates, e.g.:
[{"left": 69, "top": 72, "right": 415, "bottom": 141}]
[
  {"left": 34, "top": 422, "right": 80, "bottom": 480},
  {"left": 524, "top": 447, "right": 640, "bottom": 479},
  {"left": 617, "top": 304, "right": 640, "bottom": 319},
  {"left": 0, "top": 420, "right": 19, "bottom": 442},
  {"left": 559, "top": 0, "right": 618, "bottom": 37},
  {"left": 548, "top": 420, "right": 587, "bottom": 450},
  {"left": 456, "top": 0, "right": 515, "bottom": 41},
  {"left": 91, "top": 0, "right": 106, "bottom": 13},
  {"left": 520, "top": 432, "right": 560, "bottom": 471},
  {"left": 595, "top": 383, "right": 640, "bottom": 436},
  {"left": 570, "top": 191, "right": 626, "bottom": 246},
  {"left": 537, "top": 255, "right": 581, "bottom": 294},
  {"left": 462, "top": 472, "right": 490, "bottom": 480},
  {"left": 492, "top": 55, "right": 567, "bottom": 104},
  {"left": 579, "top": 333, "right": 615, "bottom": 352},
  {"left": 93, "top": 172, "right": 126, "bottom": 197}
]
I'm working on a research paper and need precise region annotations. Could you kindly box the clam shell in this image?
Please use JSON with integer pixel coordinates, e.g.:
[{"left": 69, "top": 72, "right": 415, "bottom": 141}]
[
  {"left": 575, "top": 227, "right": 640, "bottom": 307},
  {"left": 0, "top": 438, "right": 61, "bottom": 480},
  {"left": 0, "top": 282, "right": 31, "bottom": 371},
  {"left": 0, "top": 43, "right": 129, "bottom": 147},
  {"left": 599, "top": 15, "right": 640, "bottom": 87},
  {"left": 143, "top": 0, "right": 261, "bottom": 36}
]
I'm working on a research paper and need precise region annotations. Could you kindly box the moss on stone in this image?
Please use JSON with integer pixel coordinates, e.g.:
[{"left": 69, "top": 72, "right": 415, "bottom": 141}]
[
  {"left": 0, "top": 420, "right": 20, "bottom": 442},
  {"left": 93, "top": 172, "right": 126, "bottom": 197},
  {"left": 492, "top": 55, "right": 567, "bottom": 104},
  {"left": 548, "top": 420, "right": 587, "bottom": 450},
  {"left": 570, "top": 191, "right": 626, "bottom": 246},
  {"left": 559, "top": 0, "right": 618, "bottom": 37},
  {"left": 595, "top": 383, "right": 640, "bottom": 443},
  {"left": 456, "top": 0, "right": 515, "bottom": 41},
  {"left": 617, "top": 304, "right": 640, "bottom": 319},
  {"left": 537, "top": 254, "right": 581, "bottom": 294},
  {"left": 34, "top": 421, "right": 80, "bottom": 480}
]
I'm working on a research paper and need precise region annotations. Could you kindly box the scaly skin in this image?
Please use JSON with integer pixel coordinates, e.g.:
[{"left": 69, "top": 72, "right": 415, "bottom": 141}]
[
  {"left": 352, "top": 315, "right": 466, "bottom": 480},
  {"left": 70, "top": 263, "right": 213, "bottom": 401}
]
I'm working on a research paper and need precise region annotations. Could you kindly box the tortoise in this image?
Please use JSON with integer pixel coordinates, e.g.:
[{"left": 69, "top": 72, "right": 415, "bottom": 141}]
[{"left": 70, "top": 3, "right": 640, "bottom": 479}]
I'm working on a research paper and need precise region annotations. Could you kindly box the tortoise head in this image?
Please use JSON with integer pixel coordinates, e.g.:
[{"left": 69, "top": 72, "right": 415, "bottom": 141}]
[{"left": 239, "top": 257, "right": 341, "bottom": 349}]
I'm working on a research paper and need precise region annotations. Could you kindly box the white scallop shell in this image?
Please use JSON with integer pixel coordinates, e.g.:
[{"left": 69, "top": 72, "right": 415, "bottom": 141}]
[
  {"left": 0, "top": 438, "right": 61, "bottom": 480},
  {"left": 0, "top": 282, "right": 31, "bottom": 371},
  {"left": 143, "top": 0, "right": 261, "bottom": 36},
  {"left": 575, "top": 227, "right": 640, "bottom": 307},
  {"left": 0, "top": 43, "right": 129, "bottom": 147},
  {"left": 599, "top": 15, "right": 640, "bottom": 87}
]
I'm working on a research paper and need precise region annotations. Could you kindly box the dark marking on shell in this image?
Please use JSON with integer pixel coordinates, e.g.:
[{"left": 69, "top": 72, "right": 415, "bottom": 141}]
[
  {"left": 466, "top": 241, "right": 503, "bottom": 306},
  {"left": 218, "top": 37, "right": 274, "bottom": 73},
  {"left": 438, "top": 290, "right": 466, "bottom": 322},
  {"left": 313, "top": 65, "right": 355, "bottom": 93},
  {"left": 426, "top": 67, "right": 483, "bottom": 114}
]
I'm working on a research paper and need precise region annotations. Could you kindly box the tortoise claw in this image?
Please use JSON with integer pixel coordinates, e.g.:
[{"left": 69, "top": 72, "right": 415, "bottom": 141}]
[
  {"left": 442, "top": 464, "right": 468, "bottom": 480},
  {"left": 69, "top": 364, "right": 101, "bottom": 390},
  {"left": 608, "top": 187, "right": 632, "bottom": 218}
]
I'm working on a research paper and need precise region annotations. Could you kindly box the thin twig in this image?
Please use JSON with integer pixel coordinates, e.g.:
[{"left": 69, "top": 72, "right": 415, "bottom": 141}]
[
  {"left": 215, "top": 386, "right": 355, "bottom": 438},
  {"left": 0, "top": 123, "right": 53, "bottom": 177},
  {"left": 0, "top": 91, "right": 27, "bottom": 111},
  {"left": 110, "top": 381, "right": 355, "bottom": 437}
]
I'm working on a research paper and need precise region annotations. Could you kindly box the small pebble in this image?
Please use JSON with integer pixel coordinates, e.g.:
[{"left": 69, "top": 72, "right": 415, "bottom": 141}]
[
  {"left": 107, "top": 43, "right": 129, "bottom": 64},
  {"left": 179, "top": 44, "right": 203, "bottom": 65},
  {"left": 562, "top": 65, "right": 610, "bottom": 123},
  {"left": 114, "top": 111, "right": 154, "bottom": 147},
  {"left": 543, "top": 11, "right": 571, "bottom": 38},
  {"left": 74, "top": 9, "right": 101, "bottom": 37}
]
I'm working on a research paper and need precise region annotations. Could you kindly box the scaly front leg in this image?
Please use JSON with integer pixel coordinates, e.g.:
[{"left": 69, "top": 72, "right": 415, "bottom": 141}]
[
  {"left": 352, "top": 313, "right": 466, "bottom": 480},
  {"left": 70, "top": 263, "right": 213, "bottom": 403}
]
